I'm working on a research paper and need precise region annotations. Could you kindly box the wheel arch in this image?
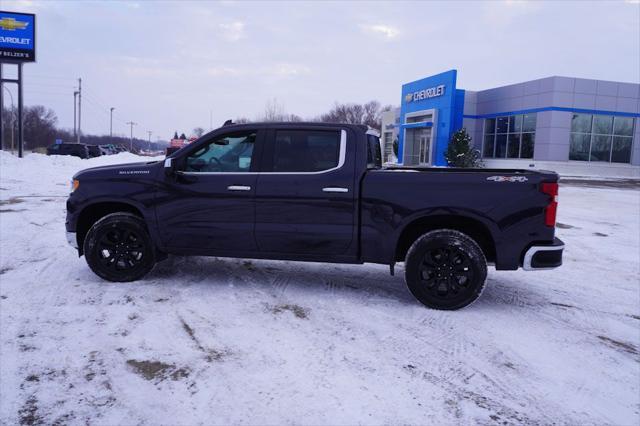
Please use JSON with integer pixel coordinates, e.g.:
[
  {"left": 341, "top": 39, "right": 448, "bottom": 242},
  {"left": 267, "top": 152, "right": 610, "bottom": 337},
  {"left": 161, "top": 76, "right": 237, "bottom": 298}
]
[{"left": 394, "top": 214, "right": 496, "bottom": 263}]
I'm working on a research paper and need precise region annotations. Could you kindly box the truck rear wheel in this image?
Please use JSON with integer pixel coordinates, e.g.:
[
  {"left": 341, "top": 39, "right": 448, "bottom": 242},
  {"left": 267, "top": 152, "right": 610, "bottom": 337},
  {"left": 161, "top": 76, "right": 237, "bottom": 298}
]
[
  {"left": 83, "top": 213, "right": 156, "bottom": 282},
  {"left": 404, "top": 229, "right": 487, "bottom": 310}
]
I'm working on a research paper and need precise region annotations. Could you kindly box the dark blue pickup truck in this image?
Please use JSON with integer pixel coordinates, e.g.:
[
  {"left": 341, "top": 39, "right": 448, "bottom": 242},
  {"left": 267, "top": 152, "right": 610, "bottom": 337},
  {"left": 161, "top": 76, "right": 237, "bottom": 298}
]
[{"left": 66, "top": 122, "right": 563, "bottom": 310}]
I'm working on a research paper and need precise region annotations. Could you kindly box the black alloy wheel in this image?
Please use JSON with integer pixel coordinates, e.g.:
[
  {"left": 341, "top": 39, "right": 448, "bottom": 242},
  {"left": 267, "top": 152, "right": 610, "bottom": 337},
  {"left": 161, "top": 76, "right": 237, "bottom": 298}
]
[
  {"left": 97, "top": 227, "right": 145, "bottom": 271},
  {"left": 83, "top": 213, "right": 156, "bottom": 282},
  {"left": 404, "top": 229, "right": 487, "bottom": 310}
]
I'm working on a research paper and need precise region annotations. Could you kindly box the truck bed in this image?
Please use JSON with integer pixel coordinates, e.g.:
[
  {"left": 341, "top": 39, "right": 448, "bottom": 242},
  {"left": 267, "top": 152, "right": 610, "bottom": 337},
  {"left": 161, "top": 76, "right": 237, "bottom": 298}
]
[{"left": 359, "top": 167, "right": 558, "bottom": 269}]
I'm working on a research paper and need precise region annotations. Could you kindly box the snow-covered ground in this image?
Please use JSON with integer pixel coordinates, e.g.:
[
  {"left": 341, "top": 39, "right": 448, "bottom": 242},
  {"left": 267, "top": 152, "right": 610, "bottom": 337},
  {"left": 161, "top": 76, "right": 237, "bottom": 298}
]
[{"left": 1, "top": 151, "right": 638, "bottom": 425}]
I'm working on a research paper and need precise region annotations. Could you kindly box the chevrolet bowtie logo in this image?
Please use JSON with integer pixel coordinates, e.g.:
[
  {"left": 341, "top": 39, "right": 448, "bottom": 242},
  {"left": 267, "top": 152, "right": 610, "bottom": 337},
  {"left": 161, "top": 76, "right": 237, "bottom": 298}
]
[{"left": 0, "top": 17, "right": 29, "bottom": 31}]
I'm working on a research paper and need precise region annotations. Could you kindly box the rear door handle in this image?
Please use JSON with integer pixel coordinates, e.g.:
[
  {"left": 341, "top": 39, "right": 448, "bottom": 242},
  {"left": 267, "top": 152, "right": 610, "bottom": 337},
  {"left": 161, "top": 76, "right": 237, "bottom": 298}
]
[
  {"left": 227, "top": 185, "right": 251, "bottom": 191},
  {"left": 322, "top": 187, "right": 349, "bottom": 193}
]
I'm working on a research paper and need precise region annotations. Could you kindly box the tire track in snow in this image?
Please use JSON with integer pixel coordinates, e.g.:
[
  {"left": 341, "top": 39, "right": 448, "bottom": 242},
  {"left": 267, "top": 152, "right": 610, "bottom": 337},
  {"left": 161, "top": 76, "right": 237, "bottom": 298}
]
[
  {"left": 270, "top": 275, "right": 291, "bottom": 297},
  {"left": 403, "top": 312, "right": 558, "bottom": 423}
]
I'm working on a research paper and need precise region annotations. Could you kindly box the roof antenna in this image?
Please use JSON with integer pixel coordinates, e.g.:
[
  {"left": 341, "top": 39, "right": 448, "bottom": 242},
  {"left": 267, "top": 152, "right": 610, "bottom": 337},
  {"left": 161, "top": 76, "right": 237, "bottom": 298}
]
[{"left": 223, "top": 119, "right": 234, "bottom": 126}]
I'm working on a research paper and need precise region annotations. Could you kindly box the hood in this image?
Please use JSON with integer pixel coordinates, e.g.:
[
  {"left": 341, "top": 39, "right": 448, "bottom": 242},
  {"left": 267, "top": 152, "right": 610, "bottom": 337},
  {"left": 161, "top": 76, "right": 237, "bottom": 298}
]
[{"left": 73, "top": 161, "right": 160, "bottom": 180}]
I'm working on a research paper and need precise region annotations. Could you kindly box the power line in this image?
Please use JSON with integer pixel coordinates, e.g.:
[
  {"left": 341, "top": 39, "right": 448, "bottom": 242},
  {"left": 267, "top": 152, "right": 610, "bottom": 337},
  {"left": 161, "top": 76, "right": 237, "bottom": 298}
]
[
  {"left": 27, "top": 74, "right": 76, "bottom": 81},
  {"left": 83, "top": 91, "right": 145, "bottom": 130},
  {"left": 23, "top": 89, "right": 71, "bottom": 96},
  {"left": 25, "top": 81, "right": 76, "bottom": 89},
  {"left": 82, "top": 94, "right": 112, "bottom": 117}
]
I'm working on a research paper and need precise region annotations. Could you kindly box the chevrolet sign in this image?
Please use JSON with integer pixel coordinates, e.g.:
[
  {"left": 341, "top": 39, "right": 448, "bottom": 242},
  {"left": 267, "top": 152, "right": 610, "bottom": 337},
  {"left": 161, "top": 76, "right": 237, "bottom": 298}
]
[
  {"left": 405, "top": 85, "right": 445, "bottom": 103},
  {"left": 0, "top": 11, "right": 36, "bottom": 62}
]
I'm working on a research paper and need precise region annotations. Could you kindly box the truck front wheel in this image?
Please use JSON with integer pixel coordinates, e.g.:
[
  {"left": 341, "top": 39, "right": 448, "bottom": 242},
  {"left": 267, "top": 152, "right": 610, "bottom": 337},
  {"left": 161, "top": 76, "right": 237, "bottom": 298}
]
[
  {"left": 404, "top": 229, "right": 487, "bottom": 310},
  {"left": 83, "top": 213, "right": 156, "bottom": 282}
]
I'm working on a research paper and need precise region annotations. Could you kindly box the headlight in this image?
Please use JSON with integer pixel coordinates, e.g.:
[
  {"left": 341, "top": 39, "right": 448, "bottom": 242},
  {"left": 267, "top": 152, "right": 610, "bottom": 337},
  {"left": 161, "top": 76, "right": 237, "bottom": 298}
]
[{"left": 71, "top": 179, "right": 80, "bottom": 192}]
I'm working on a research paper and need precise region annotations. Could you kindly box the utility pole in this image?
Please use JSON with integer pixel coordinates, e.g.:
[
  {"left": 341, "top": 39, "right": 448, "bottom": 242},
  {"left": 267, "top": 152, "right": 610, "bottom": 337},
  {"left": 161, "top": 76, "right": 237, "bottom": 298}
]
[
  {"left": 73, "top": 91, "right": 78, "bottom": 138},
  {"left": 147, "top": 130, "right": 152, "bottom": 152},
  {"left": 77, "top": 78, "right": 82, "bottom": 144},
  {"left": 126, "top": 121, "right": 137, "bottom": 152},
  {"left": 110, "top": 107, "right": 115, "bottom": 141}
]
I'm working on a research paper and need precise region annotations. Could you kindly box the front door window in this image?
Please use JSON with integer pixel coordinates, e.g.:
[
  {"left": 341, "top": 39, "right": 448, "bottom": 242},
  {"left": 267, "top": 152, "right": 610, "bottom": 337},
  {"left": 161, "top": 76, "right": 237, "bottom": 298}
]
[{"left": 185, "top": 131, "right": 256, "bottom": 173}]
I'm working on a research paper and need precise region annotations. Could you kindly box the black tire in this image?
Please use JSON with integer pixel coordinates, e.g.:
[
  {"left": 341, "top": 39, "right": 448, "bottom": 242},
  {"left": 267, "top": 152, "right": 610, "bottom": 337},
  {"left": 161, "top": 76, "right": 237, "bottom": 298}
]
[
  {"left": 404, "top": 229, "right": 487, "bottom": 310},
  {"left": 83, "top": 212, "right": 156, "bottom": 282}
]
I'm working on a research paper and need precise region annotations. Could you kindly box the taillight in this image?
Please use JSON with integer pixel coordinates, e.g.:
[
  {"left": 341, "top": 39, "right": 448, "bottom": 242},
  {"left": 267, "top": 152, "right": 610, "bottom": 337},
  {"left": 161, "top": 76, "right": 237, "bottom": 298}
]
[{"left": 541, "top": 182, "right": 559, "bottom": 227}]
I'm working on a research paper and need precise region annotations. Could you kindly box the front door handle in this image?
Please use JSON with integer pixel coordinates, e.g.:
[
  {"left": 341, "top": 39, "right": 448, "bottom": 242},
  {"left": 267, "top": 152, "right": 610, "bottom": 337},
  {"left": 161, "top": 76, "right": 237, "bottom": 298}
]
[
  {"left": 322, "top": 187, "right": 349, "bottom": 193},
  {"left": 227, "top": 185, "right": 251, "bottom": 191},
  {"left": 175, "top": 171, "right": 198, "bottom": 183}
]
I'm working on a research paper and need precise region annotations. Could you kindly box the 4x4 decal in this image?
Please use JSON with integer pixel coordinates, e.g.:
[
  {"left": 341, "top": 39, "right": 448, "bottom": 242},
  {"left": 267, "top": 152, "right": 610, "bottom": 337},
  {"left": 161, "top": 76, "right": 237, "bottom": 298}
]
[{"left": 486, "top": 175, "right": 529, "bottom": 182}]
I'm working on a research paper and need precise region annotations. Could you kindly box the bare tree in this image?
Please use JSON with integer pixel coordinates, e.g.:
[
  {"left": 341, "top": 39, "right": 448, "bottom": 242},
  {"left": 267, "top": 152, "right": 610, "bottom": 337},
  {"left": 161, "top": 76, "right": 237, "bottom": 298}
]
[
  {"left": 22, "top": 105, "right": 59, "bottom": 148},
  {"left": 193, "top": 127, "right": 205, "bottom": 137},
  {"left": 319, "top": 101, "right": 392, "bottom": 130},
  {"left": 262, "top": 98, "right": 287, "bottom": 122}
]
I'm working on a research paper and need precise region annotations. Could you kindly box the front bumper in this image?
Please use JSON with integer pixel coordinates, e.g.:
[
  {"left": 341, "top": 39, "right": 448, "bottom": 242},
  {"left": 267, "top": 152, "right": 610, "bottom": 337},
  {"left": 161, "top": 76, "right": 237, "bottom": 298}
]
[
  {"left": 523, "top": 238, "right": 564, "bottom": 270},
  {"left": 66, "top": 231, "right": 78, "bottom": 249}
]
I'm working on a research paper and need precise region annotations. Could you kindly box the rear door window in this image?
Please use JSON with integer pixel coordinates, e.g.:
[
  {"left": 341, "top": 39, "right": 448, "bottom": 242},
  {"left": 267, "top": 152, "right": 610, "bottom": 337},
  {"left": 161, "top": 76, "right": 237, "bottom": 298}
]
[{"left": 272, "top": 130, "right": 340, "bottom": 173}]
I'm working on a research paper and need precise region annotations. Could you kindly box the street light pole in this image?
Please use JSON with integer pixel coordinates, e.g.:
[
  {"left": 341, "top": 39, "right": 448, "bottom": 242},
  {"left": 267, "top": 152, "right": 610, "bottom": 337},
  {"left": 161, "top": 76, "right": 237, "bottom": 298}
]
[
  {"left": 73, "top": 91, "right": 78, "bottom": 138},
  {"left": 110, "top": 107, "right": 115, "bottom": 142},
  {"left": 126, "top": 121, "right": 137, "bottom": 152},
  {"left": 147, "top": 130, "right": 152, "bottom": 152}
]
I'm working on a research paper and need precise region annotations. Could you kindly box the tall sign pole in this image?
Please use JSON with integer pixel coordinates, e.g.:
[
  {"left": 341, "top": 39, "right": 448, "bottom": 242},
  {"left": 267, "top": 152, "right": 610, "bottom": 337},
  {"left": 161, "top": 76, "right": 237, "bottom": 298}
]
[
  {"left": 0, "top": 11, "right": 36, "bottom": 158},
  {"left": 17, "top": 62, "right": 22, "bottom": 157},
  {"left": 0, "top": 63, "right": 4, "bottom": 151}
]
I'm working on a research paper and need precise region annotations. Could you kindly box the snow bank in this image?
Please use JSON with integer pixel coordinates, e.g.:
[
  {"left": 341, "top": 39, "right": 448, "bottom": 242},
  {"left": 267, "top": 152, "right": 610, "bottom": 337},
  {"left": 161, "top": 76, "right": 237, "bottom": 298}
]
[{"left": 0, "top": 152, "right": 638, "bottom": 425}]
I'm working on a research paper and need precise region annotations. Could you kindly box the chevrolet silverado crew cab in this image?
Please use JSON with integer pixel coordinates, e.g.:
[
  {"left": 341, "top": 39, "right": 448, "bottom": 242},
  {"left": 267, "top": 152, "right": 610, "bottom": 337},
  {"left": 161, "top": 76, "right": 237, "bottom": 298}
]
[{"left": 66, "top": 122, "right": 564, "bottom": 310}]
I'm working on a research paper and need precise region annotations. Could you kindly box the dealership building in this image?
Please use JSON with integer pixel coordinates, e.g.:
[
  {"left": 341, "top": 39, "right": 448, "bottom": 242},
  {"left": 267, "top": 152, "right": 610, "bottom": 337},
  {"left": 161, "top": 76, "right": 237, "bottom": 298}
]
[{"left": 380, "top": 70, "right": 640, "bottom": 177}]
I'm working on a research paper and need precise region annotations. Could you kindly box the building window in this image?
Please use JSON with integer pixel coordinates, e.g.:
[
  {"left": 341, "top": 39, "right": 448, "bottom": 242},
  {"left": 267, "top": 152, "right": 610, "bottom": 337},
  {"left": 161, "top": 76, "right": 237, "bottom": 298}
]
[
  {"left": 483, "top": 113, "right": 536, "bottom": 159},
  {"left": 569, "top": 114, "right": 635, "bottom": 163},
  {"left": 406, "top": 114, "right": 431, "bottom": 124}
]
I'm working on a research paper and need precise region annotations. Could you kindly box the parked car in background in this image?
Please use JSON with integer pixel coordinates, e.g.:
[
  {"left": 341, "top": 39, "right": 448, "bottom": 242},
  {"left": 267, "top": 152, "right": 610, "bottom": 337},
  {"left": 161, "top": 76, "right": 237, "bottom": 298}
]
[
  {"left": 47, "top": 143, "right": 90, "bottom": 159},
  {"left": 87, "top": 145, "right": 102, "bottom": 158},
  {"left": 98, "top": 145, "right": 113, "bottom": 155}
]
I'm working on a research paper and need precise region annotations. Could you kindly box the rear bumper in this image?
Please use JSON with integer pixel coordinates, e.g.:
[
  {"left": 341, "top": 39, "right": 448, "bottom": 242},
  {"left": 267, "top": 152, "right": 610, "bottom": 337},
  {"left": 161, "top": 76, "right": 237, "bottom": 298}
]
[{"left": 523, "top": 238, "right": 564, "bottom": 270}]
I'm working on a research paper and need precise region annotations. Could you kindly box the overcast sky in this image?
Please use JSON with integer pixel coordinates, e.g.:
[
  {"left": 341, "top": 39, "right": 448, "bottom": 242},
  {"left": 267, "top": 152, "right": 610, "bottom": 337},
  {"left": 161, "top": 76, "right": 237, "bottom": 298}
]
[{"left": 2, "top": 0, "right": 639, "bottom": 140}]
